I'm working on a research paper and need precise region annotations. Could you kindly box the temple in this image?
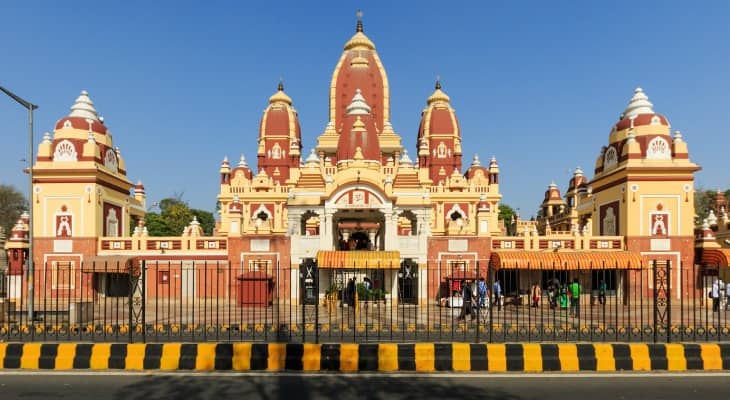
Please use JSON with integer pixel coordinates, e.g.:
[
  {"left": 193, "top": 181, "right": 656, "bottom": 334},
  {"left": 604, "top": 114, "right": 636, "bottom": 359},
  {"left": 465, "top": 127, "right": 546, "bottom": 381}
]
[{"left": 6, "top": 13, "right": 727, "bottom": 310}]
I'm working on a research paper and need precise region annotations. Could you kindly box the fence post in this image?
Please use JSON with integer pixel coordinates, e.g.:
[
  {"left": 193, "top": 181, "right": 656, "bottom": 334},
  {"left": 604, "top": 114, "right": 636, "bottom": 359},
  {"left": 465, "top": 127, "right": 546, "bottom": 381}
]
[
  {"left": 488, "top": 259, "right": 493, "bottom": 343},
  {"left": 128, "top": 260, "right": 134, "bottom": 344},
  {"left": 667, "top": 260, "right": 672, "bottom": 343},
  {"left": 476, "top": 259, "right": 480, "bottom": 344}
]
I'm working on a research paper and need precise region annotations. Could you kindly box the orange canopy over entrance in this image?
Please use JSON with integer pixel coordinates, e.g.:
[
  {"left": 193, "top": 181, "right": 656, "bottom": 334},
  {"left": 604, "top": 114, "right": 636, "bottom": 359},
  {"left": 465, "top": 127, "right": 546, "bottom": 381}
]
[
  {"left": 316, "top": 251, "right": 400, "bottom": 269},
  {"left": 490, "top": 251, "right": 644, "bottom": 270}
]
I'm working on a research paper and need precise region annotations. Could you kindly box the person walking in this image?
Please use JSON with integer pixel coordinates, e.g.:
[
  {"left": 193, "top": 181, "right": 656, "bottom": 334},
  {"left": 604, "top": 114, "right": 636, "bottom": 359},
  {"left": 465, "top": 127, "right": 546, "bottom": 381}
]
[
  {"left": 547, "top": 283, "right": 556, "bottom": 309},
  {"left": 477, "top": 277, "right": 488, "bottom": 310},
  {"left": 457, "top": 280, "right": 474, "bottom": 322},
  {"left": 568, "top": 278, "right": 581, "bottom": 318},
  {"left": 598, "top": 280, "right": 607, "bottom": 305},
  {"left": 492, "top": 280, "right": 502, "bottom": 311},
  {"left": 711, "top": 279, "right": 720, "bottom": 312},
  {"left": 346, "top": 278, "right": 356, "bottom": 307},
  {"left": 530, "top": 282, "right": 542, "bottom": 308},
  {"left": 559, "top": 283, "right": 568, "bottom": 311}
]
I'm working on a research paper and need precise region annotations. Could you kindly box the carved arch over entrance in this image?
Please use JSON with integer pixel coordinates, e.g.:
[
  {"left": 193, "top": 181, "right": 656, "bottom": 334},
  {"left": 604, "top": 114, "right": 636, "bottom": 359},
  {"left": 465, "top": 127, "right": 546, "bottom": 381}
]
[{"left": 325, "top": 184, "right": 392, "bottom": 210}]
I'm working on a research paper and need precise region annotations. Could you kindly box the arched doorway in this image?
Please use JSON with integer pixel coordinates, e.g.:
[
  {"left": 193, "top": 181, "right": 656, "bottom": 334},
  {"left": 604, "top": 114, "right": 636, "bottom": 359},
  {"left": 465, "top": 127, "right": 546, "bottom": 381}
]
[{"left": 333, "top": 209, "right": 384, "bottom": 251}]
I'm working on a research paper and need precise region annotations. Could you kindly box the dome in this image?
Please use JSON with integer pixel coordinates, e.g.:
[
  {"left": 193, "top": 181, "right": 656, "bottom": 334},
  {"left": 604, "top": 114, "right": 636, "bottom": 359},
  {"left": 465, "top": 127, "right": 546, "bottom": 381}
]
[
  {"left": 54, "top": 90, "right": 108, "bottom": 135},
  {"left": 259, "top": 82, "right": 300, "bottom": 141},
  {"left": 345, "top": 89, "right": 372, "bottom": 115},
  {"left": 69, "top": 90, "right": 99, "bottom": 121},
  {"left": 427, "top": 80, "right": 450, "bottom": 104},
  {"left": 329, "top": 13, "right": 389, "bottom": 134},
  {"left": 418, "top": 81, "right": 460, "bottom": 141},
  {"left": 613, "top": 87, "right": 670, "bottom": 132},
  {"left": 344, "top": 11, "right": 375, "bottom": 50},
  {"left": 268, "top": 81, "right": 292, "bottom": 105},
  {"left": 543, "top": 181, "right": 562, "bottom": 202},
  {"left": 568, "top": 166, "right": 588, "bottom": 190}
]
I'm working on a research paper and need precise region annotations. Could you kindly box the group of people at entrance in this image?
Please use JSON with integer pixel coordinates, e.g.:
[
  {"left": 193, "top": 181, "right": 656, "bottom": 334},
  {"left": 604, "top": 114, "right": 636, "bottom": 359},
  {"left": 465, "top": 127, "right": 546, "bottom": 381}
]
[
  {"left": 456, "top": 277, "right": 489, "bottom": 322},
  {"left": 544, "top": 278, "right": 584, "bottom": 317},
  {"left": 452, "top": 277, "right": 596, "bottom": 320},
  {"left": 710, "top": 279, "right": 730, "bottom": 312}
]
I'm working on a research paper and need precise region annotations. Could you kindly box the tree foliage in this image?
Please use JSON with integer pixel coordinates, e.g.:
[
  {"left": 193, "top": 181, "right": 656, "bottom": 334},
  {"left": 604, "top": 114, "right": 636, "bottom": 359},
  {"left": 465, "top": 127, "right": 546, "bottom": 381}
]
[
  {"left": 498, "top": 203, "right": 517, "bottom": 223},
  {"left": 498, "top": 203, "right": 518, "bottom": 235},
  {"left": 0, "top": 184, "right": 27, "bottom": 236},
  {"left": 695, "top": 187, "right": 730, "bottom": 223},
  {"left": 145, "top": 196, "right": 215, "bottom": 236}
]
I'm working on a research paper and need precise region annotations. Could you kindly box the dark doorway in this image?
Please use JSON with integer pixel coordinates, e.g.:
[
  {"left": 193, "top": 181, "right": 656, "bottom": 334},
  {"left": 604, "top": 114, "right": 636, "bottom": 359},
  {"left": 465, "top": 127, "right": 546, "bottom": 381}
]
[
  {"left": 497, "top": 269, "right": 519, "bottom": 295},
  {"left": 300, "top": 258, "right": 318, "bottom": 305},
  {"left": 105, "top": 273, "right": 131, "bottom": 297},
  {"left": 398, "top": 259, "right": 418, "bottom": 304}
]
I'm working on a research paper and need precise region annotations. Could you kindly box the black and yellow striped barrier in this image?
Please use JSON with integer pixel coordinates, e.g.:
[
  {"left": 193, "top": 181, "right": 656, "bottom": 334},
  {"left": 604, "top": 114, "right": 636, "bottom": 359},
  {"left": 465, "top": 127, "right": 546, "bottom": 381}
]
[{"left": 1, "top": 343, "right": 729, "bottom": 372}]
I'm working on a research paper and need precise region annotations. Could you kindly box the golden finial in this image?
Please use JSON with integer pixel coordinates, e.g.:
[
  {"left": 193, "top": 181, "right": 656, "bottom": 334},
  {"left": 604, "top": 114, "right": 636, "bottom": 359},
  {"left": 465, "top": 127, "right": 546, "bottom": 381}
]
[{"left": 356, "top": 9, "right": 363, "bottom": 32}]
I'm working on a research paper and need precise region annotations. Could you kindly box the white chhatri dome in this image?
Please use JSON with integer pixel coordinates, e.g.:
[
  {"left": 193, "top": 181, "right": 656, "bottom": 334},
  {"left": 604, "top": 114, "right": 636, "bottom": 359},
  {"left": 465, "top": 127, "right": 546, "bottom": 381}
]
[
  {"left": 305, "top": 148, "right": 320, "bottom": 164},
  {"left": 623, "top": 87, "right": 654, "bottom": 119},
  {"left": 399, "top": 149, "right": 412, "bottom": 165},
  {"left": 69, "top": 90, "right": 100, "bottom": 121},
  {"left": 238, "top": 154, "right": 249, "bottom": 168},
  {"left": 345, "top": 89, "right": 372, "bottom": 115}
]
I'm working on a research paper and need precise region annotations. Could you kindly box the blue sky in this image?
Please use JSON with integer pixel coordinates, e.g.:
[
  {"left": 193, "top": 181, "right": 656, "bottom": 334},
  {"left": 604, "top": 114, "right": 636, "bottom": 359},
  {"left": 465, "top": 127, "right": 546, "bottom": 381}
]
[{"left": 1, "top": 1, "right": 728, "bottom": 218}]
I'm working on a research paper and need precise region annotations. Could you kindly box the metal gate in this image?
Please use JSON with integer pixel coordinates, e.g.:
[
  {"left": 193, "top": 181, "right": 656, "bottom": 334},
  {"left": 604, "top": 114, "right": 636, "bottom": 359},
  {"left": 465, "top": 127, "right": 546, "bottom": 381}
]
[{"left": 653, "top": 259, "right": 671, "bottom": 343}]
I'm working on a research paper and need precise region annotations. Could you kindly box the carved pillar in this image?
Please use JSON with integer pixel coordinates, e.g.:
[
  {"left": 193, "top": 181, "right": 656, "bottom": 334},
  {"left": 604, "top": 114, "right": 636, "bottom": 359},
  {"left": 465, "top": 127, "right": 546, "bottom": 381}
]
[
  {"left": 320, "top": 208, "right": 335, "bottom": 250},
  {"left": 287, "top": 209, "right": 301, "bottom": 237},
  {"left": 383, "top": 207, "right": 398, "bottom": 251},
  {"left": 416, "top": 208, "right": 431, "bottom": 254}
]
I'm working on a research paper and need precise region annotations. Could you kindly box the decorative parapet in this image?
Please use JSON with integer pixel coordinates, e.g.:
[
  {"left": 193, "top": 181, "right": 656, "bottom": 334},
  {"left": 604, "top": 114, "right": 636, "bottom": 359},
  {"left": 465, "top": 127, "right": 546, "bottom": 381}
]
[
  {"left": 99, "top": 236, "right": 229, "bottom": 255},
  {"left": 491, "top": 235, "right": 625, "bottom": 251}
]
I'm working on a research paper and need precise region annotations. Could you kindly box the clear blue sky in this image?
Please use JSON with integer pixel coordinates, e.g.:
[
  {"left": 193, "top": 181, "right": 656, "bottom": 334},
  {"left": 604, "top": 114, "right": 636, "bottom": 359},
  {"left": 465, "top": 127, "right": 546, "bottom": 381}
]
[{"left": 1, "top": 1, "right": 728, "bottom": 218}]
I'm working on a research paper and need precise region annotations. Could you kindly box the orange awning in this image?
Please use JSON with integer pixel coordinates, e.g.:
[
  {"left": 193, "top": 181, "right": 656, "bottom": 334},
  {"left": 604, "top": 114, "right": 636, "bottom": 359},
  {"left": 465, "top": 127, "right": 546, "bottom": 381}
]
[
  {"left": 490, "top": 251, "right": 644, "bottom": 270},
  {"left": 700, "top": 248, "right": 730, "bottom": 267},
  {"left": 81, "top": 256, "right": 140, "bottom": 275},
  {"left": 316, "top": 251, "right": 400, "bottom": 269}
]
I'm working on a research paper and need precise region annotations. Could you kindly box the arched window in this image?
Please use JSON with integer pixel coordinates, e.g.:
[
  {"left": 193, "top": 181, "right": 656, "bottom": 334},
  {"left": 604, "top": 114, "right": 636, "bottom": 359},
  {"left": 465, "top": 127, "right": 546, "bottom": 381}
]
[
  {"left": 646, "top": 137, "right": 671, "bottom": 160},
  {"left": 106, "top": 208, "right": 119, "bottom": 237},
  {"left": 603, "top": 146, "right": 618, "bottom": 170},
  {"left": 271, "top": 143, "right": 282, "bottom": 159},
  {"left": 53, "top": 140, "right": 78, "bottom": 162},
  {"left": 104, "top": 149, "right": 118, "bottom": 172}
]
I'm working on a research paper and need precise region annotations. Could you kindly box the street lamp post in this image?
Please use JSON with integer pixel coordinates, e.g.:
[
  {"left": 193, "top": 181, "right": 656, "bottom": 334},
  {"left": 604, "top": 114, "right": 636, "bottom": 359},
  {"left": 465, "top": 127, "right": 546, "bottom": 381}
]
[{"left": 0, "top": 85, "right": 38, "bottom": 321}]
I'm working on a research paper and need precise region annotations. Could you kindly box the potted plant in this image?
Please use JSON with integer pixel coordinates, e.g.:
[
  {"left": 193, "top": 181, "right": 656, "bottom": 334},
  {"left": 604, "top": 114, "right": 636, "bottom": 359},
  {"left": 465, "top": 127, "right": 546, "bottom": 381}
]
[{"left": 324, "top": 283, "right": 341, "bottom": 310}]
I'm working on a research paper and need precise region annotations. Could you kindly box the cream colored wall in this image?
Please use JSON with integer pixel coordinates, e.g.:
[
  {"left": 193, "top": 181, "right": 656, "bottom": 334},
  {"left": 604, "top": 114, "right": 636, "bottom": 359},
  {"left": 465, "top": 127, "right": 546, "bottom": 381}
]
[{"left": 33, "top": 182, "right": 140, "bottom": 238}]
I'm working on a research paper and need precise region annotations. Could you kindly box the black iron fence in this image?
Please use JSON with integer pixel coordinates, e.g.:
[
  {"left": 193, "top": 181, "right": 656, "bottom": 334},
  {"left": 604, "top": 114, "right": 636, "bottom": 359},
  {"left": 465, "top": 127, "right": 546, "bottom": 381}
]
[{"left": 0, "top": 259, "right": 728, "bottom": 343}]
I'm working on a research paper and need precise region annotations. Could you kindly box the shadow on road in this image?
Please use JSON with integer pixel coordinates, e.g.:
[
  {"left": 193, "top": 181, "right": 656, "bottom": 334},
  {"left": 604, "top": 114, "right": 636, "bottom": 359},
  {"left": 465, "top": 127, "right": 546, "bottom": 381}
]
[{"left": 111, "top": 374, "right": 521, "bottom": 400}]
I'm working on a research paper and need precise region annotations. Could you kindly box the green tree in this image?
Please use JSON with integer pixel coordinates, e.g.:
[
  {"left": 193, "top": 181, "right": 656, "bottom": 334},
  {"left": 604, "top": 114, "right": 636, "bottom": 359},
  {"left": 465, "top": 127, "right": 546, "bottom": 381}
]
[
  {"left": 162, "top": 202, "right": 193, "bottom": 235},
  {"left": 144, "top": 195, "right": 215, "bottom": 236},
  {"left": 191, "top": 209, "right": 215, "bottom": 235},
  {"left": 694, "top": 187, "right": 730, "bottom": 224},
  {"left": 498, "top": 203, "right": 517, "bottom": 223},
  {"left": 0, "top": 184, "right": 27, "bottom": 235},
  {"left": 498, "top": 203, "right": 518, "bottom": 235},
  {"left": 144, "top": 213, "right": 170, "bottom": 236}
]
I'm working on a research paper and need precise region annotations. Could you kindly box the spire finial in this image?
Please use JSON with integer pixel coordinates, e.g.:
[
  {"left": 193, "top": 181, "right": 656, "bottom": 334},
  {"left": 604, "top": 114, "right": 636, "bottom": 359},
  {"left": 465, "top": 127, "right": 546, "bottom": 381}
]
[
  {"left": 435, "top": 75, "right": 441, "bottom": 90},
  {"left": 278, "top": 77, "right": 284, "bottom": 92},
  {"left": 356, "top": 9, "right": 363, "bottom": 32}
]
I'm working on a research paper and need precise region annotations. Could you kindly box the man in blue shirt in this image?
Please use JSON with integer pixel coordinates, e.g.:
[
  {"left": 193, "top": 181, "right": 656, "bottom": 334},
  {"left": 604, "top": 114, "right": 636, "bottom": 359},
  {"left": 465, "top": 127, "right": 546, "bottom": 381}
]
[{"left": 493, "top": 280, "right": 502, "bottom": 311}]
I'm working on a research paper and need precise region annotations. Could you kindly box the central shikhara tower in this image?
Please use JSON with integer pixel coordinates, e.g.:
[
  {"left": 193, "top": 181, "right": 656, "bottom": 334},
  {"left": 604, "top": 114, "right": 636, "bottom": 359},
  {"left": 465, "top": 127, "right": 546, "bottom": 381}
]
[{"left": 216, "top": 15, "right": 502, "bottom": 302}]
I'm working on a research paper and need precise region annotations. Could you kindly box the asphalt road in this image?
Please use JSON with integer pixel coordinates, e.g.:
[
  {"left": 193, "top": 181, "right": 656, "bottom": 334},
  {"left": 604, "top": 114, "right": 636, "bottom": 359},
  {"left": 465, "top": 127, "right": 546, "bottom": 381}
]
[{"left": 1, "top": 372, "right": 729, "bottom": 400}]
